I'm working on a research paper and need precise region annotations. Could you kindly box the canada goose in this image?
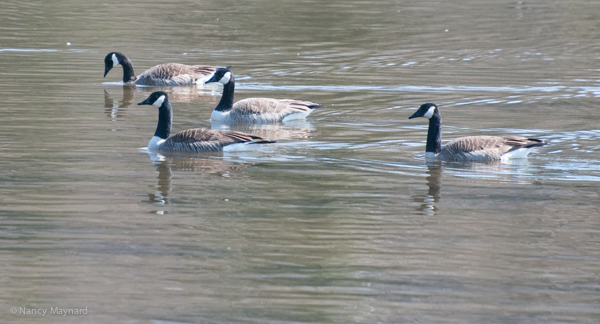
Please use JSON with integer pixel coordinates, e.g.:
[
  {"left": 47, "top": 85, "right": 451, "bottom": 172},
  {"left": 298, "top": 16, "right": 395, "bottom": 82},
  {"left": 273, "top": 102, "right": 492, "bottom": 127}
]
[
  {"left": 104, "top": 52, "right": 217, "bottom": 86},
  {"left": 408, "top": 103, "right": 546, "bottom": 161},
  {"left": 138, "top": 91, "right": 274, "bottom": 153},
  {"left": 204, "top": 67, "right": 323, "bottom": 123}
]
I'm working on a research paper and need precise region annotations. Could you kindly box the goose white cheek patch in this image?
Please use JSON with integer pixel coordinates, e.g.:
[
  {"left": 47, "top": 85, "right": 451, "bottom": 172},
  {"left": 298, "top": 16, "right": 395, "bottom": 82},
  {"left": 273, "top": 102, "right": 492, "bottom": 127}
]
[
  {"left": 152, "top": 95, "right": 166, "bottom": 107},
  {"left": 423, "top": 106, "right": 436, "bottom": 119},
  {"left": 219, "top": 72, "right": 231, "bottom": 85},
  {"left": 112, "top": 53, "right": 120, "bottom": 67}
]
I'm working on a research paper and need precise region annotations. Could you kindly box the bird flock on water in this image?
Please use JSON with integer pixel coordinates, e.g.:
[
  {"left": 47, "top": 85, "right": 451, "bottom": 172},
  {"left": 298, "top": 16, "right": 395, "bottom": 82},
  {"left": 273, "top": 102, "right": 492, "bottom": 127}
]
[{"left": 104, "top": 52, "right": 546, "bottom": 159}]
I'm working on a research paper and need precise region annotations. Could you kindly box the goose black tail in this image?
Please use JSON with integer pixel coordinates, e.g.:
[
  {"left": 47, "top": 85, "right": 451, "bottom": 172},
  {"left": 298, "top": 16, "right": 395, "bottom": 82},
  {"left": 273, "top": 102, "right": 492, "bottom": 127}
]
[
  {"left": 249, "top": 135, "right": 276, "bottom": 145},
  {"left": 526, "top": 138, "right": 546, "bottom": 148},
  {"left": 249, "top": 140, "right": 276, "bottom": 145}
]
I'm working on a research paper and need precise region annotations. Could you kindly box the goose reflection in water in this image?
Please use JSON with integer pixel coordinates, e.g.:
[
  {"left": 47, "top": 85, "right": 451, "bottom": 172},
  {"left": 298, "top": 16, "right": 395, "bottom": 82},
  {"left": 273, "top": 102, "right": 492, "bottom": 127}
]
[
  {"left": 138, "top": 85, "right": 219, "bottom": 104},
  {"left": 104, "top": 84, "right": 220, "bottom": 121},
  {"left": 104, "top": 87, "right": 135, "bottom": 120},
  {"left": 149, "top": 160, "right": 172, "bottom": 208},
  {"left": 412, "top": 158, "right": 536, "bottom": 215},
  {"left": 412, "top": 162, "right": 443, "bottom": 215},
  {"left": 211, "top": 119, "right": 316, "bottom": 142},
  {"left": 145, "top": 152, "right": 247, "bottom": 211}
]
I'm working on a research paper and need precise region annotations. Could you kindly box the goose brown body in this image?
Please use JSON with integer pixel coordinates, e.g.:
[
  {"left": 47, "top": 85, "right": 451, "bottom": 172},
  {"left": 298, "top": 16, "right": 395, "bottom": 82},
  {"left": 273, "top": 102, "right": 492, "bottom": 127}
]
[
  {"left": 220, "top": 98, "right": 322, "bottom": 123},
  {"left": 438, "top": 135, "right": 546, "bottom": 161},
  {"left": 136, "top": 63, "right": 216, "bottom": 86}
]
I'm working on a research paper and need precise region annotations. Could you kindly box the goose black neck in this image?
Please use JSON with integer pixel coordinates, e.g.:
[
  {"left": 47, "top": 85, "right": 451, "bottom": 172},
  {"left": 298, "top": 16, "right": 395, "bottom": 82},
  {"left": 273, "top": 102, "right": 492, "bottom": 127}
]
[
  {"left": 426, "top": 114, "right": 442, "bottom": 154},
  {"left": 119, "top": 55, "right": 137, "bottom": 83},
  {"left": 214, "top": 74, "right": 235, "bottom": 112},
  {"left": 154, "top": 98, "right": 172, "bottom": 139}
]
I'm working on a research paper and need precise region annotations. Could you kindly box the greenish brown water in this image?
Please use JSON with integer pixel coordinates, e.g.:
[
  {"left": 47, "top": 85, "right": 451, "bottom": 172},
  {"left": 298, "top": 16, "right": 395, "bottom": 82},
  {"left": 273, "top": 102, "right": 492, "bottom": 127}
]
[{"left": 1, "top": 0, "right": 600, "bottom": 323}]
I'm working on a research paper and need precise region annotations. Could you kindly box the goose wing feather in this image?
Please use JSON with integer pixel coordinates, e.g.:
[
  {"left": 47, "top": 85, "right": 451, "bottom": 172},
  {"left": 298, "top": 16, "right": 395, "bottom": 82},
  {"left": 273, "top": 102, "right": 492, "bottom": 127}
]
[
  {"left": 230, "top": 98, "right": 323, "bottom": 122},
  {"left": 136, "top": 64, "right": 216, "bottom": 86},
  {"left": 440, "top": 135, "right": 545, "bottom": 160},
  {"left": 159, "top": 128, "right": 269, "bottom": 153}
]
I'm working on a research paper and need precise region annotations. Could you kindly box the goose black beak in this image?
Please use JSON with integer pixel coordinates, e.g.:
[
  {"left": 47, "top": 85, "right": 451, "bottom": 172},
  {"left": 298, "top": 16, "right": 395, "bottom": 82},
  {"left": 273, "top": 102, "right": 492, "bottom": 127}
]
[
  {"left": 408, "top": 111, "right": 422, "bottom": 119},
  {"left": 137, "top": 98, "right": 151, "bottom": 105},
  {"left": 205, "top": 74, "right": 217, "bottom": 84},
  {"left": 103, "top": 66, "right": 111, "bottom": 78}
]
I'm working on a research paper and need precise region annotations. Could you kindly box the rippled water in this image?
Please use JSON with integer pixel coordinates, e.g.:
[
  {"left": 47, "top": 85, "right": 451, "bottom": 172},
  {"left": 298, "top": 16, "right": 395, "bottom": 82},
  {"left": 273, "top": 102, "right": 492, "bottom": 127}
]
[{"left": 1, "top": 1, "right": 599, "bottom": 323}]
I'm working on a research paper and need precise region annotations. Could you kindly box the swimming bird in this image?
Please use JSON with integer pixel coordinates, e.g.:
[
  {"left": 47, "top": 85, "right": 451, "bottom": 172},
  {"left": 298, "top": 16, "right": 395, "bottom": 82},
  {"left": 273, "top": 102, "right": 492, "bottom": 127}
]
[
  {"left": 138, "top": 91, "right": 274, "bottom": 153},
  {"left": 104, "top": 52, "right": 217, "bottom": 86},
  {"left": 408, "top": 103, "right": 546, "bottom": 161},
  {"left": 204, "top": 67, "right": 323, "bottom": 123}
]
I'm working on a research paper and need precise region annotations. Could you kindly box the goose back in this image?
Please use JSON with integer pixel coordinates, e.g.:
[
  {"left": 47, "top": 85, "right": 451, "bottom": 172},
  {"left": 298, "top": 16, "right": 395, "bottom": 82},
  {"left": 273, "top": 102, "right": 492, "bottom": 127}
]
[{"left": 136, "top": 63, "right": 216, "bottom": 86}]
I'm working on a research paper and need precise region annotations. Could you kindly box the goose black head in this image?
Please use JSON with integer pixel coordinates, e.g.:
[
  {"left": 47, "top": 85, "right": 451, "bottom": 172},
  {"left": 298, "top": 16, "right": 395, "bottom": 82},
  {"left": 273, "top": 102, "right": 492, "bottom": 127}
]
[
  {"left": 103, "top": 52, "right": 123, "bottom": 77},
  {"left": 138, "top": 91, "right": 169, "bottom": 108},
  {"left": 205, "top": 66, "right": 233, "bottom": 85},
  {"left": 409, "top": 103, "right": 439, "bottom": 120}
]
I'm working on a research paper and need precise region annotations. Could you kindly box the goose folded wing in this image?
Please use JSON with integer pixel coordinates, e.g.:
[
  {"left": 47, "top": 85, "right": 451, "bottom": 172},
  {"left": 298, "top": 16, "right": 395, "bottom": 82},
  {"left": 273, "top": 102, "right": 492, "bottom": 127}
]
[
  {"left": 139, "top": 63, "right": 212, "bottom": 80},
  {"left": 169, "top": 129, "right": 265, "bottom": 144},
  {"left": 189, "top": 65, "right": 217, "bottom": 77},
  {"left": 444, "top": 136, "right": 506, "bottom": 154},
  {"left": 158, "top": 129, "right": 243, "bottom": 152}
]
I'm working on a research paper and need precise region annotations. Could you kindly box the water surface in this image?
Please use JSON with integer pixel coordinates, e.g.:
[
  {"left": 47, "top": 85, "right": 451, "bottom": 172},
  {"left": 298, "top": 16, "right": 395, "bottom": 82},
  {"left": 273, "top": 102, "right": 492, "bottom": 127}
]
[{"left": 1, "top": 0, "right": 599, "bottom": 323}]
